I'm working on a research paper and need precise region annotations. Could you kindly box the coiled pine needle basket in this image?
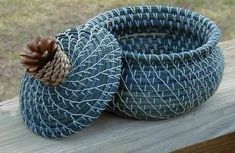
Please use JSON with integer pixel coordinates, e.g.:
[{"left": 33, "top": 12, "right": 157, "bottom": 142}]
[
  {"left": 20, "top": 26, "right": 122, "bottom": 138},
  {"left": 87, "top": 6, "right": 224, "bottom": 120}
]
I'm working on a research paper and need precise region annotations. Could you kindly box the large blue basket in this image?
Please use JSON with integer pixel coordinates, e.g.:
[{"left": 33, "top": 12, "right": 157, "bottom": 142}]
[{"left": 87, "top": 6, "right": 224, "bottom": 120}]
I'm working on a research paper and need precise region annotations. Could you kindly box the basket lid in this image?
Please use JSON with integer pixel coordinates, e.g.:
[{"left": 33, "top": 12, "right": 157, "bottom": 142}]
[{"left": 20, "top": 25, "right": 122, "bottom": 138}]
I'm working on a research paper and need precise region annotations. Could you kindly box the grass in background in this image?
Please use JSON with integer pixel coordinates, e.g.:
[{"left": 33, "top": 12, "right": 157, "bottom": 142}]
[{"left": 0, "top": 0, "right": 234, "bottom": 101}]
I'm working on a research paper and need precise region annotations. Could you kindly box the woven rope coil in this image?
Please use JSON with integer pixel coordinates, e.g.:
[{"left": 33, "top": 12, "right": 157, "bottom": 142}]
[
  {"left": 20, "top": 26, "right": 122, "bottom": 138},
  {"left": 87, "top": 6, "right": 224, "bottom": 120},
  {"left": 31, "top": 47, "right": 71, "bottom": 86}
]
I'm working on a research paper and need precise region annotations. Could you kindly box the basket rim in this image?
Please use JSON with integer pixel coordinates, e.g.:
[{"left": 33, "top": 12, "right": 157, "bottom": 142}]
[{"left": 87, "top": 5, "right": 221, "bottom": 62}]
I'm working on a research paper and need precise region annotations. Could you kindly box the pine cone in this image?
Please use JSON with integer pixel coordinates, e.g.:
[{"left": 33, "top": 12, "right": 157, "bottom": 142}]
[
  {"left": 20, "top": 36, "right": 57, "bottom": 74},
  {"left": 20, "top": 36, "right": 71, "bottom": 86}
]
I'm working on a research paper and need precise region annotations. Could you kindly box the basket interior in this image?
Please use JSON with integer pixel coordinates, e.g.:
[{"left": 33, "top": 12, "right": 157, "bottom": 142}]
[
  {"left": 98, "top": 12, "right": 214, "bottom": 55},
  {"left": 115, "top": 25, "right": 204, "bottom": 55}
]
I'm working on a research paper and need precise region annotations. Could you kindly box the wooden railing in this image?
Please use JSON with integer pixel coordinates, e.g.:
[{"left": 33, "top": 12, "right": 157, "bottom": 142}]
[{"left": 0, "top": 39, "right": 235, "bottom": 153}]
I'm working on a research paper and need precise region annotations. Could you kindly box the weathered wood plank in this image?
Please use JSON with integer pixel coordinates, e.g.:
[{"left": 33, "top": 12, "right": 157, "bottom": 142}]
[
  {"left": 0, "top": 40, "right": 235, "bottom": 153},
  {"left": 173, "top": 132, "right": 235, "bottom": 153}
]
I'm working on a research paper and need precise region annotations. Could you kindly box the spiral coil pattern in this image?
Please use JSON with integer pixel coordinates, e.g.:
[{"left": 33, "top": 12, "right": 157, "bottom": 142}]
[
  {"left": 87, "top": 6, "right": 224, "bottom": 119},
  {"left": 20, "top": 6, "right": 224, "bottom": 139},
  {"left": 20, "top": 26, "right": 122, "bottom": 138}
]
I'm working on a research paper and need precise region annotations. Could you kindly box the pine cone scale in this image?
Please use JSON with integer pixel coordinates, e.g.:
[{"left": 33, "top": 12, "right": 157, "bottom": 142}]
[{"left": 20, "top": 36, "right": 71, "bottom": 86}]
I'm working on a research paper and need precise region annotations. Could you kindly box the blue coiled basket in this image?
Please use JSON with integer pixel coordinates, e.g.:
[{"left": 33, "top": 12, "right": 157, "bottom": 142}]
[
  {"left": 87, "top": 6, "right": 224, "bottom": 120},
  {"left": 20, "top": 25, "right": 122, "bottom": 138}
]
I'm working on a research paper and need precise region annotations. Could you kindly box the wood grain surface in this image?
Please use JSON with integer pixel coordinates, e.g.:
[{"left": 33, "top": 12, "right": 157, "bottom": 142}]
[
  {"left": 0, "top": 40, "right": 235, "bottom": 153},
  {"left": 173, "top": 132, "right": 235, "bottom": 153}
]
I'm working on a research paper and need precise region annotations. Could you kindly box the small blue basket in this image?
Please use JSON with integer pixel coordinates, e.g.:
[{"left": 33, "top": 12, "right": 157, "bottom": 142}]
[
  {"left": 20, "top": 26, "right": 122, "bottom": 138},
  {"left": 87, "top": 6, "right": 224, "bottom": 120}
]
